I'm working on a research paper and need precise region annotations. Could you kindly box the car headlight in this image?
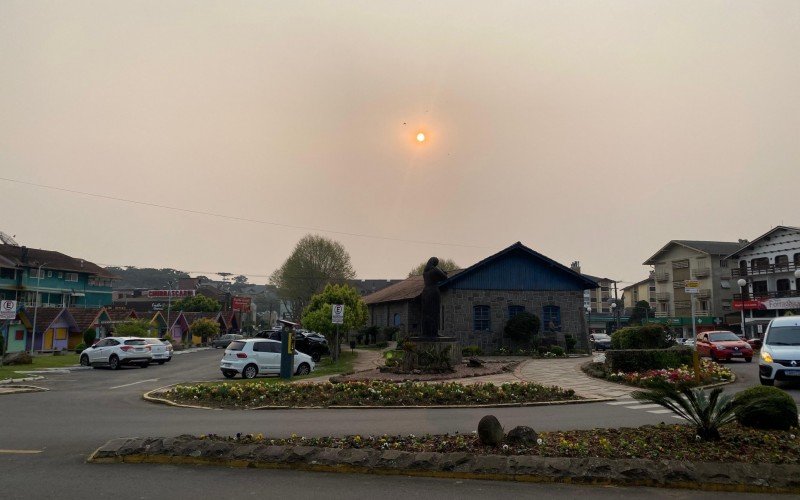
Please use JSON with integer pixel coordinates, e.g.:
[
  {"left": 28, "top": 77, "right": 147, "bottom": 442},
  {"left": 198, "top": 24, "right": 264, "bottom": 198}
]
[{"left": 761, "top": 351, "right": 773, "bottom": 363}]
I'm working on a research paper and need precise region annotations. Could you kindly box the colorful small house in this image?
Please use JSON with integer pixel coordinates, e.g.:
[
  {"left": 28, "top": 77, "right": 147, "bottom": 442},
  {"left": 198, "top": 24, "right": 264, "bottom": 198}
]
[
  {"left": 173, "top": 311, "right": 227, "bottom": 345},
  {"left": 2, "top": 312, "right": 32, "bottom": 353},
  {"left": 133, "top": 310, "right": 168, "bottom": 337},
  {"left": 18, "top": 307, "right": 80, "bottom": 352},
  {"left": 68, "top": 307, "right": 111, "bottom": 348}
]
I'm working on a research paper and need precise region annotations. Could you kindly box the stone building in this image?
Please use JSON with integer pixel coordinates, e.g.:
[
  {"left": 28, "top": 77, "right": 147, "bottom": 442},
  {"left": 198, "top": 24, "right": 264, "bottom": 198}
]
[{"left": 364, "top": 242, "right": 598, "bottom": 352}]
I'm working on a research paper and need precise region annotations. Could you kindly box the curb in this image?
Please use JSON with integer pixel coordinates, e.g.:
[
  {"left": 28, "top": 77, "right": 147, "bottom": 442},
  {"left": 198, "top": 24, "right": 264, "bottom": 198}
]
[
  {"left": 0, "top": 384, "right": 49, "bottom": 395},
  {"left": 0, "top": 375, "right": 45, "bottom": 385},
  {"left": 143, "top": 383, "right": 611, "bottom": 411},
  {"left": 87, "top": 437, "right": 800, "bottom": 494}
]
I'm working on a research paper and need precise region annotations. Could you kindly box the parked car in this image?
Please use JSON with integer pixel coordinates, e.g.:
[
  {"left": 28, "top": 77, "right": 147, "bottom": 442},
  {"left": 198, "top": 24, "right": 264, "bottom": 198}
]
[
  {"left": 142, "top": 338, "right": 172, "bottom": 364},
  {"left": 740, "top": 336, "right": 763, "bottom": 350},
  {"left": 254, "top": 330, "right": 329, "bottom": 361},
  {"left": 696, "top": 330, "right": 753, "bottom": 362},
  {"left": 219, "top": 339, "right": 315, "bottom": 379},
  {"left": 758, "top": 315, "right": 800, "bottom": 386},
  {"left": 79, "top": 337, "right": 153, "bottom": 369},
  {"left": 212, "top": 334, "right": 245, "bottom": 349},
  {"left": 589, "top": 333, "right": 612, "bottom": 351},
  {"left": 682, "top": 339, "right": 696, "bottom": 348}
]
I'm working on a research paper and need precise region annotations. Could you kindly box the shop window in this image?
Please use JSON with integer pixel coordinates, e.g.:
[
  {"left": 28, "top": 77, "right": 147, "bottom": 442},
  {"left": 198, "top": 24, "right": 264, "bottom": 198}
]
[{"left": 473, "top": 305, "right": 490, "bottom": 331}]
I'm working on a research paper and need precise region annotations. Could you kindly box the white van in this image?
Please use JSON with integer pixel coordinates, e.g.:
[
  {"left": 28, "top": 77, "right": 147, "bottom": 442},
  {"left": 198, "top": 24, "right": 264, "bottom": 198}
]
[{"left": 759, "top": 316, "right": 800, "bottom": 386}]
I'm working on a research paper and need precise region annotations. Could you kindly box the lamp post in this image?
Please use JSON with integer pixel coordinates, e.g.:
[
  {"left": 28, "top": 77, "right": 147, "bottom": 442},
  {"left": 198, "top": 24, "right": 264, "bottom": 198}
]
[
  {"left": 737, "top": 278, "right": 748, "bottom": 338},
  {"left": 30, "top": 262, "right": 47, "bottom": 354},
  {"left": 610, "top": 302, "right": 620, "bottom": 331},
  {"left": 165, "top": 280, "right": 174, "bottom": 343}
]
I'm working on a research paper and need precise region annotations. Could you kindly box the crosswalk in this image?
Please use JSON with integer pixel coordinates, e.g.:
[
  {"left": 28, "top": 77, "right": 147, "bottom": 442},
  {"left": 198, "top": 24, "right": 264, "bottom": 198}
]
[{"left": 608, "top": 396, "right": 686, "bottom": 419}]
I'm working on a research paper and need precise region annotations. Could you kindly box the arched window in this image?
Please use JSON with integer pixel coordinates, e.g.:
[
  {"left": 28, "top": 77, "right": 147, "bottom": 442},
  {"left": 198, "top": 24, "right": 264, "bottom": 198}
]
[
  {"left": 473, "top": 305, "right": 490, "bottom": 331},
  {"left": 508, "top": 305, "right": 525, "bottom": 319},
  {"left": 543, "top": 305, "right": 561, "bottom": 332},
  {"left": 393, "top": 313, "right": 401, "bottom": 327}
]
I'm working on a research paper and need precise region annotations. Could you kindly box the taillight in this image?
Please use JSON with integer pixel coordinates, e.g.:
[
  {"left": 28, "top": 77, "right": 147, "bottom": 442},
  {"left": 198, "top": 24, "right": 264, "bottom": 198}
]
[
  {"left": 120, "top": 346, "right": 132, "bottom": 352},
  {"left": 236, "top": 352, "right": 248, "bottom": 358},
  {"left": 146, "top": 345, "right": 151, "bottom": 351}
]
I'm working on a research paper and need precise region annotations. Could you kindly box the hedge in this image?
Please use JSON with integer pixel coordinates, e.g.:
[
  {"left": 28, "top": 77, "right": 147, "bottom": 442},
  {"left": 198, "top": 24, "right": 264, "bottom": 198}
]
[
  {"left": 734, "top": 386, "right": 799, "bottom": 430},
  {"left": 605, "top": 347, "right": 693, "bottom": 373},
  {"left": 611, "top": 324, "right": 670, "bottom": 350}
]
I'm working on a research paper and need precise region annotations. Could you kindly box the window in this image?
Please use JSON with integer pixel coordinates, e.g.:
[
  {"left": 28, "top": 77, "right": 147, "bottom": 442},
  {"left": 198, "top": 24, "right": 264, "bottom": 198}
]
[
  {"left": 777, "top": 279, "right": 791, "bottom": 292},
  {"left": 0, "top": 268, "right": 15, "bottom": 280},
  {"left": 602, "top": 308, "right": 610, "bottom": 313},
  {"left": 29, "top": 269, "right": 44, "bottom": 279},
  {"left": 393, "top": 313, "right": 402, "bottom": 326},
  {"left": 65, "top": 273, "right": 78, "bottom": 282},
  {"left": 47, "top": 270, "right": 53, "bottom": 277},
  {"left": 58, "top": 272, "right": 63, "bottom": 279},
  {"left": 543, "top": 305, "right": 561, "bottom": 331},
  {"left": 601, "top": 287, "right": 609, "bottom": 292},
  {"left": 752, "top": 281, "right": 768, "bottom": 295},
  {"left": 751, "top": 258, "right": 769, "bottom": 271},
  {"left": 473, "top": 305, "right": 490, "bottom": 331},
  {"left": 719, "top": 259, "right": 728, "bottom": 268},
  {"left": 775, "top": 255, "right": 789, "bottom": 270},
  {"left": 795, "top": 253, "right": 800, "bottom": 266},
  {"left": 590, "top": 298, "right": 597, "bottom": 303},
  {"left": 508, "top": 305, "right": 525, "bottom": 319}
]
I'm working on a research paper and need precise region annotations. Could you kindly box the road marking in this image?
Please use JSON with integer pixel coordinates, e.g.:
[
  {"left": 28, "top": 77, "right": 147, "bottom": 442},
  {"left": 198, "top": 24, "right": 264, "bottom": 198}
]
[
  {"left": 0, "top": 449, "right": 43, "bottom": 454},
  {"left": 623, "top": 404, "right": 662, "bottom": 410},
  {"left": 109, "top": 379, "right": 159, "bottom": 390},
  {"left": 647, "top": 409, "right": 674, "bottom": 414}
]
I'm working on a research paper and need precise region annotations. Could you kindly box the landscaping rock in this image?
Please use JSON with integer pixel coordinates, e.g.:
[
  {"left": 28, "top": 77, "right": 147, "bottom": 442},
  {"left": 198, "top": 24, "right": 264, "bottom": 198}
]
[
  {"left": 467, "top": 357, "right": 483, "bottom": 368},
  {"left": 477, "top": 415, "right": 504, "bottom": 446},
  {"left": 2, "top": 351, "right": 32, "bottom": 365},
  {"left": 505, "top": 426, "right": 538, "bottom": 446}
]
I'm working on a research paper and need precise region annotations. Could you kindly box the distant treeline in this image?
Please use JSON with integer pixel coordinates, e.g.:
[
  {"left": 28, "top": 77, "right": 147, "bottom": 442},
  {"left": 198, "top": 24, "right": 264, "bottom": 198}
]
[{"left": 105, "top": 267, "right": 190, "bottom": 290}]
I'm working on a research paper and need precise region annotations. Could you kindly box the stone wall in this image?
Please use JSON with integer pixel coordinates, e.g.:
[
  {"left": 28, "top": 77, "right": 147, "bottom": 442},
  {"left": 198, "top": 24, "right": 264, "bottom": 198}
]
[
  {"left": 440, "top": 289, "right": 588, "bottom": 353},
  {"left": 368, "top": 300, "right": 421, "bottom": 338}
]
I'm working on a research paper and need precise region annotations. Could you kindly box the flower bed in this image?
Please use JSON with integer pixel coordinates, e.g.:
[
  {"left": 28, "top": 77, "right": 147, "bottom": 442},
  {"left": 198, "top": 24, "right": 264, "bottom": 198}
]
[
  {"left": 196, "top": 423, "right": 799, "bottom": 464},
  {"left": 163, "top": 381, "right": 578, "bottom": 409},
  {"left": 586, "top": 359, "right": 733, "bottom": 388}
]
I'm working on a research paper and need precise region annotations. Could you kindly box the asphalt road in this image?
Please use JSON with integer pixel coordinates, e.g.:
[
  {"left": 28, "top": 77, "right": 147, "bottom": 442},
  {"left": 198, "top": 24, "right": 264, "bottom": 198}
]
[{"left": 1, "top": 350, "right": 796, "bottom": 499}]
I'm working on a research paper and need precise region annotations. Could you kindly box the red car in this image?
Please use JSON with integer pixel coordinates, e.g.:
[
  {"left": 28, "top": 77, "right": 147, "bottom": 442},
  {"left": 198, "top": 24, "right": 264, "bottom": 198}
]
[{"left": 697, "top": 331, "right": 754, "bottom": 362}]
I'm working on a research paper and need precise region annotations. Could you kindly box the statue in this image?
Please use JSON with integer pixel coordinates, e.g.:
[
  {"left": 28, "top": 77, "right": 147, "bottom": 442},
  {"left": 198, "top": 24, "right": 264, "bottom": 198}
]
[{"left": 420, "top": 257, "right": 447, "bottom": 338}]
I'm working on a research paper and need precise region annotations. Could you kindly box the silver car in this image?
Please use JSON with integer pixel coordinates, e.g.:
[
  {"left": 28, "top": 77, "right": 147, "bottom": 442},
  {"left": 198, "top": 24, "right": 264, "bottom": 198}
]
[{"left": 759, "top": 316, "right": 800, "bottom": 386}]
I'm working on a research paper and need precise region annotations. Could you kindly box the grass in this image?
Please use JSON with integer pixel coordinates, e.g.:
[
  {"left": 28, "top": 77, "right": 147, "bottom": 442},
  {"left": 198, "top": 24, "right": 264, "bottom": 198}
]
[
  {"left": 0, "top": 353, "right": 80, "bottom": 381},
  {"left": 195, "top": 351, "right": 358, "bottom": 387}
]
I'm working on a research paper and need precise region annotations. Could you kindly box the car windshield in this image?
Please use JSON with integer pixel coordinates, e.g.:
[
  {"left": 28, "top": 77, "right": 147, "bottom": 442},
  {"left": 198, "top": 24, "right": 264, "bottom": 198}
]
[
  {"left": 594, "top": 334, "right": 610, "bottom": 341},
  {"left": 766, "top": 326, "right": 800, "bottom": 346},
  {"left": 124, "top": 339, "right": 147, "bottom": 346},
  {"left": 227, "top": 341, "right": 246, "bottom": 351},
  {"left": 143, "top": 338, "right": 162, "bottom": 344},
  {"left": 708, "top": 332, "right": 741, "bottom": 342}
]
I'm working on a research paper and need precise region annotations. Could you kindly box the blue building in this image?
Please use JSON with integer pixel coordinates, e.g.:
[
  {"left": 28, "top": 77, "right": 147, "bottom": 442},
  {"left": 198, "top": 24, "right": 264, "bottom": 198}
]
[{"left": 0, "top": 244, "right": 116, "bottom": 309}]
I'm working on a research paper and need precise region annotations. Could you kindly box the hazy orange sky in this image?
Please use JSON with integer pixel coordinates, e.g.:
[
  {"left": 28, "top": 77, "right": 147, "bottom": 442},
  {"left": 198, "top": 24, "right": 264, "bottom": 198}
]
[{"left": 1, "top": 1, "right": 798, "bottom": 286}]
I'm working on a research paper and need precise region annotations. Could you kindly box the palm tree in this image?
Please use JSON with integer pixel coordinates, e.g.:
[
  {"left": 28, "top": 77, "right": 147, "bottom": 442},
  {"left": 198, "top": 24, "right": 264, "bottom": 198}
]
[{"left": 631, "top": 384, "right": 737, "bottom": 440}]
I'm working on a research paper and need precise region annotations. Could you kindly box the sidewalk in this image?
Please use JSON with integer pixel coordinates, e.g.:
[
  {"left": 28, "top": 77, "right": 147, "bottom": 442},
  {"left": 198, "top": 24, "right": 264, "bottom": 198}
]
[{"left": 292, "top": 346, "right": 388, "bottom": 384}]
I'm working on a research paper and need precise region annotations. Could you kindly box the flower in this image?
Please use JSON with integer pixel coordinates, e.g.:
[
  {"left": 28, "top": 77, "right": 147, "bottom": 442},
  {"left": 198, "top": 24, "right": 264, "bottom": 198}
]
[{"left": 536, "top": 438, "right": 543, "bottom": 445}]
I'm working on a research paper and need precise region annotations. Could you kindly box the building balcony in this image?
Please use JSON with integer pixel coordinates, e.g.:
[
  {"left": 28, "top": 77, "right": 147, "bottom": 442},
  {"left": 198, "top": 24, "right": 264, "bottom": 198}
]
[
  {"left": 732, "top": 262, "right": 799, "bottom": 278},
  {"left": 674, "top": 300, "right": 691, "bottom": 309},
  {"left": 691, "top": 267, "right": 710, "bottom": 278},
  {"left": 654, "top": 311, "right": 670, "bottom": 318},
  {"left": 673, "top": 280, "right": 686, "bottom": 289},
  {"left": 655, "top": 272, "right": 670, "bottom": 282},
  {"left": 655, "top": 292, "right": 671, "bottom": 302},
  {"left": 734, "top": 290, "right": 800, "bottom": 301},
  {"left": 697, "top": 288, "right": 711, "bottom": 299}
]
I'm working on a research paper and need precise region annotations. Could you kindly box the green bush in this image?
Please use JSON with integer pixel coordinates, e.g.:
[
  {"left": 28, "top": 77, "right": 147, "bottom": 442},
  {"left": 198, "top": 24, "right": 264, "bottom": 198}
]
[
  {"left": 74, "top": 342, "right": 86, "bottom": 353},
  {"left": 549, "top": 346, "right": 565, "bottom": 357},
  {"left": 605, "top": 348, "right": 693, "bottom": 373},
  {"left": 564, "top": 334, "right": 577, "bottom": 353},
  {"left": 734, "top": 386, "right": 798, "bottom": 430},
  {"left": 462, "top": 345, "right": 483, "bottom": 356},
  {"left": 611, "top": 324, "right": 670, "bottom": 349},
  {"left": 536, "top": 346, "right": 548, "bottom": 357},
  {"left": 83, "top": 329, "right": 96, "bottom": 346},
  {"left": 375, "top": 341, "right": 389, "bottom": 349},
  {"left": 504, "top": 312, "right": 540, "bottom": 342},
  {"left": 381, "top": 326, "right": 399, "bottom": 341}
]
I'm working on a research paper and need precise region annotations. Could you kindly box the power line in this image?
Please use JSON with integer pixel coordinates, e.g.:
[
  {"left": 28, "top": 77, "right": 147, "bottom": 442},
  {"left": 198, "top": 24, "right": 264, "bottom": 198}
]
[{"left": 1, "top": 176, "right": 489, "bottom": 249}]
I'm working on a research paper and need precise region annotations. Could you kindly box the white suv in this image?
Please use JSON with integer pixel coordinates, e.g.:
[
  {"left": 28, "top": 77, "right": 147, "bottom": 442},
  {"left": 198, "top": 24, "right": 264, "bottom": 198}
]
[
  {"left": 79, "top": 337, "right": 153, "bottom": 370},
  {"left": 220, "top": 339, "right": 315, "bottom": 379},
  {"left": 759, "top": 316, "right": 800, "bottom": 386}
]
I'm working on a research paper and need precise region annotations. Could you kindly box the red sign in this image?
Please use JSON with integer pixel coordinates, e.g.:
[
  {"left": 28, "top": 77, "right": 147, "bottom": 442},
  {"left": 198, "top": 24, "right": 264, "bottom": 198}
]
[
  {"left": 733, "top": 300, "right": 763, "bottom": 311},
  {"left": 232, "top": 296, "right": 251, "bottom": 312},
  {"left": 147, "top": 290, "right": 196, "bottom": 298}
]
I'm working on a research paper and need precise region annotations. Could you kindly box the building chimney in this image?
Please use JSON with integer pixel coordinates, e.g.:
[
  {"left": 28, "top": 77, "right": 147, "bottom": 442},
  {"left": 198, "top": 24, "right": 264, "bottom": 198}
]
[
  {"left": 570, "top": 261, "right": 581, "bottom": 274},
  {"left": 20, "top": 246, "right": 29, "bottom": 264},
  {"left": 738, "top": 239, "right": 749, "bottom": 245}
]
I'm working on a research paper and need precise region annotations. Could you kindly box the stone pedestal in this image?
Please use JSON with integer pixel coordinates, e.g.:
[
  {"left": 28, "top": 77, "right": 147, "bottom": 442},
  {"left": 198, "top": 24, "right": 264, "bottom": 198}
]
[{"left": 403, "top": 337, "right": 462, "bottom": 371}]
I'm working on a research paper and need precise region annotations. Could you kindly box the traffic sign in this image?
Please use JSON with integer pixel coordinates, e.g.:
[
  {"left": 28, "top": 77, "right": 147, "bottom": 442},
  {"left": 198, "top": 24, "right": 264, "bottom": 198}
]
[
  {"left": 684, "top": 280, "right": 700, "bottom": 294},
  {"left": 332, "top": 304, "right": 345, "bottom": 324},
  {"left": 0, "top": 300, "right": 16, "bottom": 320}
]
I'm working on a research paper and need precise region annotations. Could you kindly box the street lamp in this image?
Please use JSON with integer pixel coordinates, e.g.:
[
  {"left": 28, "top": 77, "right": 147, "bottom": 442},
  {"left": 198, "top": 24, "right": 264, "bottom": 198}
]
[
  {"left": 737, "top": 278, "right": 748, "bottom": 338},
  {"left": 30, "top": 262, "right": 47, "bottom": 354},
  {"left": 610, "top": 302, "right": 619, "bottom": 331}
]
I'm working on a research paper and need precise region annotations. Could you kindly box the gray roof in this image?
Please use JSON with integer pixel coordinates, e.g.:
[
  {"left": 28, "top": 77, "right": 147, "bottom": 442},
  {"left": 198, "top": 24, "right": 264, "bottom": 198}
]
[
  {"left": 725, "top": 225, "right": 800, "bottom": 259},
  {"left": 644, "top": 240, "right": 744, "bottom": 264}
]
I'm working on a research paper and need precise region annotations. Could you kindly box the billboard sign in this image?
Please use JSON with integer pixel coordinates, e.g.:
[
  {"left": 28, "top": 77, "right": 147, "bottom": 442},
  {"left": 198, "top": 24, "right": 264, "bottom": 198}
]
[
  {"left": 147, "top": 290, "right": 195, "bottom": 298},
  {"left": 232, "top": 296, "right": 252, "bottom": 312}
]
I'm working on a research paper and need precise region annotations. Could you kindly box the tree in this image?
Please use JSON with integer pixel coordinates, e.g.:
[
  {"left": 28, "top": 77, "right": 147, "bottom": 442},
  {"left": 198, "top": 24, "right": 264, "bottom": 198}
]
[
  {"left": 103, "top": 266, "right": 189, "bottom": 289},
  {"left": 233, "top": 275, "right": 248, "bottom": 285},
  {"left": 189, "top": 318, "right": 220, "bottom": 344},
  {"left": 172, "top": 295, "right": 221, "bottom": 312},
  {"left": 301, "top": 283, "right": 368, "bottom": 361},
  {"left": 503, "top": 312, "right": 541, "bottom": 344},
  {"left": 407, "top": 258, "right": 460, "bottom": 277},
  {"left": 628, "top": 300, "right": 655, "bottom": 326},
  {"left": 270, "top": 234, "right": 357, "bottom": 319},
  {"left": 114, "top": 320, "right": 152, "bottom": 337}
]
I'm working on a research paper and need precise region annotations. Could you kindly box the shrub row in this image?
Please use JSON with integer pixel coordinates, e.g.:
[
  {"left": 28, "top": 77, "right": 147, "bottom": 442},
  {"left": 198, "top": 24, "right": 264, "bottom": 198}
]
[
  {"left": 605, "top": 347, "right": 693, "bottom": 373},
  {"left": 611, "top": 324, "right": 671, "bottom": 349}
]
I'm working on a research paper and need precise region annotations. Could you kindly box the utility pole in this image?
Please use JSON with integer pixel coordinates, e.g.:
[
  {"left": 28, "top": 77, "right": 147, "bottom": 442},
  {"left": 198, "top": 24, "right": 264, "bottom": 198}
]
[
  {"left": 30, "top": 262, "right": 47, "bottom": 355},
  {"left": 613, "top": 281, "right": 620, "bottom": 329}
]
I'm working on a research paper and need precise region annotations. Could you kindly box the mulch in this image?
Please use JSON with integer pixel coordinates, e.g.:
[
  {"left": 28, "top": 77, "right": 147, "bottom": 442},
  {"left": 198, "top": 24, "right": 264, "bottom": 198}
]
[{"left": 331, "top": 361, "right": 518, "bottom": 383}]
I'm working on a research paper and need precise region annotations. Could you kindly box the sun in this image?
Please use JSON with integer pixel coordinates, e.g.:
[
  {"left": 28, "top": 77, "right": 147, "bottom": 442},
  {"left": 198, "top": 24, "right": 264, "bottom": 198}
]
[{"left": 416, "top": 132, "right": 426, "bottom": 142}]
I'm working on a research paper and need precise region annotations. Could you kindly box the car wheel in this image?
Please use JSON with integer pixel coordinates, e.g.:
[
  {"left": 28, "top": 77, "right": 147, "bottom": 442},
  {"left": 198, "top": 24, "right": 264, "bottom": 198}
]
[
  {"left": 222, "top": 370, "right": 237, "bottom": 379},
  {"left": 80, "top": 355, "right": 90, "bottom": 367},
  {"left": 108, "top": 355, "right": 120, "bottom": 370},
  {"left": 311, "top": 352, "right": 321, "bottom": 362},
  {"left": 242, "top": 364, "right": 258, "bottom": 379},
  {"left": 157, "top": 360, "right": 165, "bottom": 365},
  {"left": 295, "top": 363, "right": 311, "bottom": 376},
  {"left": 760, "top": 376, "right": 774, "bottom": 386},
  {"left": 744, "top": 357, "right": 752, "bottom": 363}
]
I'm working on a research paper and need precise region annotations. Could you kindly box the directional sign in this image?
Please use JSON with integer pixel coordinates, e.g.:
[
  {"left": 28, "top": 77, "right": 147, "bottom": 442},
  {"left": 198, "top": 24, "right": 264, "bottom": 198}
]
[
  {"left": 0, "top": 300, "right": 17, "bottom": 320},
  {"left": 684, "top": 280, "right": 701, "bottom": 294},
  {"left": 331, "top": 304, "right": 345, "bottom": 325}
]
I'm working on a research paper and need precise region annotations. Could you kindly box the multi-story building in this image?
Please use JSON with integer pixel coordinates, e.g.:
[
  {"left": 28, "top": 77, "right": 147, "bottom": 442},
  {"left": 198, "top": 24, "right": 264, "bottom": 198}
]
[
  {"left": 727, "top": 226, "right": 800, "bottom": 336},
  {"left": 569, "top": 262, "right": 622, "bottom": 333},
  {"left": 622, "top": 273, "right": 657, "bottom": 312},
  {"left": 644, "top": 240, "right": 743, "bottom": 337},
  {"left": 0, "top": 244, "right": 116, "bottom": 308}
]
